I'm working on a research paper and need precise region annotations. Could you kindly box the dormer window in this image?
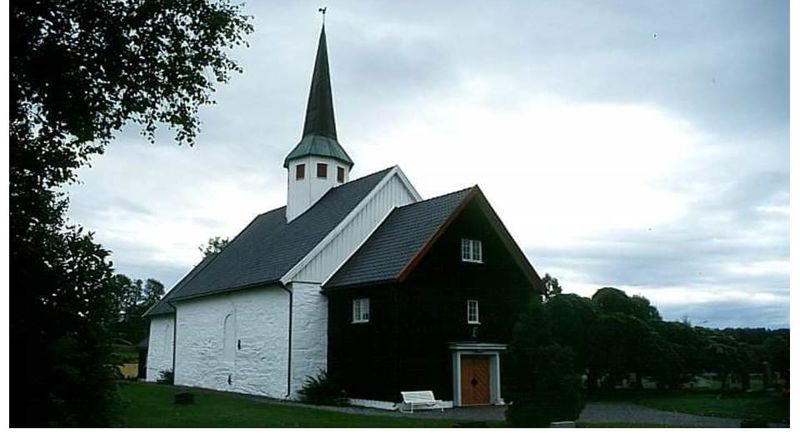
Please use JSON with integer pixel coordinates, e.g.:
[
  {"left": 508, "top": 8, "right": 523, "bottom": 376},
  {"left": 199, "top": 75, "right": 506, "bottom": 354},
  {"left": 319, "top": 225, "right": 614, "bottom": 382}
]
[
  {"left": 337, "top": 166, "right": 345, "bottom": 183},
  {"left": 296, "top": 164, "right": 305, "bottom": 180},
  {"left": 317, "top": 163, "right": 328, "bottom": 178},
  {"left": 461, "top": 239, "right": 483, "bottom": 263}
]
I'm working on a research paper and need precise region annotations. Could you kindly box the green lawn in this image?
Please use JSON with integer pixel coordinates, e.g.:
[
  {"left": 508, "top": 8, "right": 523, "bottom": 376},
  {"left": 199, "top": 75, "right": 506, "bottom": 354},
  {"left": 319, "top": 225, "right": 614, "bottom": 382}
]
[
  {"left": 631, "top": 392, "right": 789, "bottom": 424},
  {"left": 117, "top": 382, "right": 479, "bottom": 427}
]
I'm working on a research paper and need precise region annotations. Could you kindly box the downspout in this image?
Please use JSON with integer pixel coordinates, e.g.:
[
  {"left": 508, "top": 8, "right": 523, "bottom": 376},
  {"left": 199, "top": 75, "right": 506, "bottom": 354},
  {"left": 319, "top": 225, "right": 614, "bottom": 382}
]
[
  {"left": 278, "top": 283, "right": 293, "bottom": 399},
  {"left": 167, "top": 301, "right": 178, "bottom": 379}
]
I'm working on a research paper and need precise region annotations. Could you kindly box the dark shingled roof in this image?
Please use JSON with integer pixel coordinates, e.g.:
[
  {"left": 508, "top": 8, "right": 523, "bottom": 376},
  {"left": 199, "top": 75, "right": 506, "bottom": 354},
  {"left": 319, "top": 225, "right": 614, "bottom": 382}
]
[
  {"left": 323, "top": 187, "right": 474, "bottom": 289},
  {"left": 144, "top": 167, "right": 393, "bottom": 316}
]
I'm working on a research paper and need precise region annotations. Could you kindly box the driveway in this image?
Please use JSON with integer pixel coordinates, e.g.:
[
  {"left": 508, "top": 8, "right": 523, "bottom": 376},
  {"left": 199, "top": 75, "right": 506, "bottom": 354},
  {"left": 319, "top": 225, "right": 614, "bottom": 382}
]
[
  {"left": 288, "top": 401, "right": 741, "bottom": 427},
  {"left": 578, "top": 402, "right": 741, "bottom": 427}
]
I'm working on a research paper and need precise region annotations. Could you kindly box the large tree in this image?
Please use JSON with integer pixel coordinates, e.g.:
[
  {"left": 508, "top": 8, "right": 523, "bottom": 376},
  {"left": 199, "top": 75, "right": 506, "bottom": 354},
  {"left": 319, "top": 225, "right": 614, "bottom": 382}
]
[
  {"left": 505, "top": 295, "right": 585, "bottom": 427},
  {"left": 111, "top": 275, "right": 165, "bottom": 345},
  {"left": 10, "top": 0, "right": 252, "bottom": 426}
]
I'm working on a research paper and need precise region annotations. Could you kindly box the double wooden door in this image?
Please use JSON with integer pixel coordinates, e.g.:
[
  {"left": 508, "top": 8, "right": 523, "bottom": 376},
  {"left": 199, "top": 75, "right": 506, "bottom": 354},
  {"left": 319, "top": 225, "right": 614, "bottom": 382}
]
[{"left": 460, "top": 356, "right": 490, "bottom": 405}]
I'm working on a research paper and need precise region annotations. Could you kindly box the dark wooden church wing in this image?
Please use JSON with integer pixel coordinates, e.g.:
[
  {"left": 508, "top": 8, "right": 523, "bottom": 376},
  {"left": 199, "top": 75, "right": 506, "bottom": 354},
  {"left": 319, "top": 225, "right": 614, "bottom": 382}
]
[{"left": 325, "top": 187, "right": 541, "bottom": 403}]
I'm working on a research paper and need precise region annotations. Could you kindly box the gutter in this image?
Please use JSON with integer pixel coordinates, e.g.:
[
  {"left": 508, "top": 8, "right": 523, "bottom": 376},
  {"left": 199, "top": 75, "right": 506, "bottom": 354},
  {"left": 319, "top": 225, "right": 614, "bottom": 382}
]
[
  {"left": 167, "top": 301, "right": 178, "bottom": 378},
  {"left": 278, "top": 283, "right": 293, "bottom": 399}
]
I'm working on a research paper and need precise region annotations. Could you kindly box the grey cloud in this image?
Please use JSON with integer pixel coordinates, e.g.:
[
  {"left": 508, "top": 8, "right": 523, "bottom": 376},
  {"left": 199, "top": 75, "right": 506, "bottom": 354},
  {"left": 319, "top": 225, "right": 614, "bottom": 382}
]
[
  {"left": 659, "top": 299, "right": 789, "bottom": 329},
  {"left": 62, "top": 1, "right": 788, "bottom": 329}
]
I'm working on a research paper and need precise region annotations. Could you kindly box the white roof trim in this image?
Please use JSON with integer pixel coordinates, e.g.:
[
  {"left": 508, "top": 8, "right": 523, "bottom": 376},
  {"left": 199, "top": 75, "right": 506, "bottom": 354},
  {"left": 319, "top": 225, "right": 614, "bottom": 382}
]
[{"left": 280, "top": 166, "right": 420, "bottom": 284}]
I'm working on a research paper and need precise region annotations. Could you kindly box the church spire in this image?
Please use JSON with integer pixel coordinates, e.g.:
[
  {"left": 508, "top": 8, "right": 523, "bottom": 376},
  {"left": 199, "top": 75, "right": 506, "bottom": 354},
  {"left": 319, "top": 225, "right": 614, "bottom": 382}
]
[
  {"left": 284, "top": 22, "right": 353, "bottom": 169},
  {"left": 302, "top": 25, "right": 337, "bottom": 140}
]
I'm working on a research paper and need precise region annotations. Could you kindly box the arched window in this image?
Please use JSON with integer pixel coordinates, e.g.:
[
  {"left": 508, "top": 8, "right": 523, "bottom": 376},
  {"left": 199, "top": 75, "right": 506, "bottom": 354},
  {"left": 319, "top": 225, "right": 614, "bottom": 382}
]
[{"left": 223, "top": 313, "right": 235, "bottom": 362}]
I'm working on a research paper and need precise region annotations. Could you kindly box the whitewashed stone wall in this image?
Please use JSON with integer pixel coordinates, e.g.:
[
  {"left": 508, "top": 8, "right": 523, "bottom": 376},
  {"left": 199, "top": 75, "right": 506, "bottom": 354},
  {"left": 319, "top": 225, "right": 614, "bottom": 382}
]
[
  {"left": 288, "top": 282, "right": 328, "bottom": 399},
  {"left": 173, "top": 285, "right": 291, "bottom": 398},
  {"left": 145, "top": 314, "right": 175, "bottom": 381}
]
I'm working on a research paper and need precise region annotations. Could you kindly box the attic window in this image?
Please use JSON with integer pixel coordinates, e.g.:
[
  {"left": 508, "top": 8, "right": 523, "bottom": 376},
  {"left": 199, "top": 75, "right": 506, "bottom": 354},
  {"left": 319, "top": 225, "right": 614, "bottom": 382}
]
[
  {"left": 317, "top": 163, "right": 328, "bottom": 178},
  {"left": 467, "top": 300, "right": 480, "bottom": 324},
  {"left": 352, "top": 298, "right": 370, "bottom": 323},
  {"left": 337, "top": 166, "right": 345, "bottom": 183},
  {"left": 461, "top": 239, "right": 483, "bottom": 263},
  {"left": 296, "top": 164, "right": 305, "bottom": 180}
]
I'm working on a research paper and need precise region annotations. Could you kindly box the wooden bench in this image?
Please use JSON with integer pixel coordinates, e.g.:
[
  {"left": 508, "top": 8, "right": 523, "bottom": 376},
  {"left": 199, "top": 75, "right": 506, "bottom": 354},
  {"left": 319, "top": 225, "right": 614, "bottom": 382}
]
[{"left": 398, "top": 390, "right": 446, "bottom": 413}]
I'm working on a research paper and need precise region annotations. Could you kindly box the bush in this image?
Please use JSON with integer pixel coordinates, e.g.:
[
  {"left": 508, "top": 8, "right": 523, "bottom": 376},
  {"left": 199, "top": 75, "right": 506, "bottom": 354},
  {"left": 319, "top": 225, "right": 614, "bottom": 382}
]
[
  {"left": 506, "top": 344, "right": 585, "bottom": 427},
  {"left": 298, "top": 370, "right": 348, "bottom": 406},
  {"left": 157, "top": 370, "right": 174, "bottom": 385},
  {"left": 505, "top": 296, "right": 585, "bottom": 427}
]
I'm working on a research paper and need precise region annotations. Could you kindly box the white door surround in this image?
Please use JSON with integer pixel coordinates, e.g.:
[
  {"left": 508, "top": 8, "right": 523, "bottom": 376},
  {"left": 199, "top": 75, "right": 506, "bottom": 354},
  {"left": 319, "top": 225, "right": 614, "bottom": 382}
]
[{"left": 449, "top": 342, "right": 507, "bottom": 407}]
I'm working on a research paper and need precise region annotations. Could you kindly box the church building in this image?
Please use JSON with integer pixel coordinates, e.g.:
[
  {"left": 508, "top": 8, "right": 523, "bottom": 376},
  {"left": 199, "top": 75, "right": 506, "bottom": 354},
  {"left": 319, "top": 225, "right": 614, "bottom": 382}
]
[{"left": 144, "top": 24, "right": 544, "bottom": 409}]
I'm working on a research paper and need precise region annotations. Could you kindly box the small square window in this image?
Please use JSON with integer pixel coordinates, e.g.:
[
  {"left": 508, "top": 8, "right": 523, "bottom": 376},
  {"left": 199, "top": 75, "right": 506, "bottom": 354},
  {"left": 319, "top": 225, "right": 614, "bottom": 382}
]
[
  {"left": 296, "top": 164, "right": 305, "bottom": 180},
  {"left": 352, "top": 298, "right": 370, "bottom": 323},
  {"left": 317, "top": 163, "right": 328, "bottom": 178},
  {"left": 467, "top": 300, "right": 480, "bottom": 324},
  {"left": 461, "top": 239, "right": 483, "bottom": 263},
  {"left": 337, "top": 166, "right": 345, "bottom": 183}
]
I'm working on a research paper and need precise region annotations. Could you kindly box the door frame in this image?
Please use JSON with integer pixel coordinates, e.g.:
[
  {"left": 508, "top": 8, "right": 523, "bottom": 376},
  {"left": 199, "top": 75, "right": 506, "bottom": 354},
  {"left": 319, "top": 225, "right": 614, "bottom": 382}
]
[{"left": 449, "top": 342, "right": 507, "bottom": 406}]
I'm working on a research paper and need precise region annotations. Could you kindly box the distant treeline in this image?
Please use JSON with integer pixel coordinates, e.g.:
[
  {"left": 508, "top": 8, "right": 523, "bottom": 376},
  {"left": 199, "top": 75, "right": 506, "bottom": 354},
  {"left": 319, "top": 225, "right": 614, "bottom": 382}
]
[{"left": 539, "top": 275, "right": 789, "bottom": 391}]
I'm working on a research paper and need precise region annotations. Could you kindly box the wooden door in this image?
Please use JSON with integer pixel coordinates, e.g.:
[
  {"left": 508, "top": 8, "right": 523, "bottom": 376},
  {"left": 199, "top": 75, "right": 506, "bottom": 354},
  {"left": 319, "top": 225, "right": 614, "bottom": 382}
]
[{"left": 460, "top": 356, "right": 491, "bottom": 405}]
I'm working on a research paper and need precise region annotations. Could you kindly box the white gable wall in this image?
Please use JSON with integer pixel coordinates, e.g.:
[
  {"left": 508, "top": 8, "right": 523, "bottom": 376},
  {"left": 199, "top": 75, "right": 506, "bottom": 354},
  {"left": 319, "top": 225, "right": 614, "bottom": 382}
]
[
  {"left": 291, "top": 171, "right": 418, "bottom": 283},
  {"left": 173, "top": 285, "right": 291, "bottom": 398},
  {"left": 145, "top": 314, "right": 175, "bottom": 381}
]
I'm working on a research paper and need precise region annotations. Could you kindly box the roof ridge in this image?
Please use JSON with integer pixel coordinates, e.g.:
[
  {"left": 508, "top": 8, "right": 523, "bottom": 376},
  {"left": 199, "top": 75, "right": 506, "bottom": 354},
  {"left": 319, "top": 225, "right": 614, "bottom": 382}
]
[
  {"left": 396, "top": 185, "right": 476, "bottom": 209},
  {"left": 332, "top": 165, "right": 394, "bottom": 188}
]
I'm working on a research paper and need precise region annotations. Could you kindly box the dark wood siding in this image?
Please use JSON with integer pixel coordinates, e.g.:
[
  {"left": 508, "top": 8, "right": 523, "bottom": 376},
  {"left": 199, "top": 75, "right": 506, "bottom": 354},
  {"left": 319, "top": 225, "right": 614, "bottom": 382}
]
[{"left": 326, "top": 198, "right": 536, "bottom": 402}]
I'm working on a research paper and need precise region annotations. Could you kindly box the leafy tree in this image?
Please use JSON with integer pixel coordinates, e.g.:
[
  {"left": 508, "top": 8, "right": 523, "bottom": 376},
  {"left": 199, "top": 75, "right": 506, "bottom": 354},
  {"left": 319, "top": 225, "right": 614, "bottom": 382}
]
[
  {"left": 699, "top": 330, "right": 746, "bottom": 391},
  {"left": 199, "top": 236, "right": 231, "bottom": 258},
  {"left": 10, "top": 0, "right": 252, "bottom": 426},
  {"left": 541, "top": 273, "right": 563, "bottom": 299},
  {"left": 506, "top": 295, "right": 584, "bottom": 427},
  {"left": 591, "top": 287, "right": 661, "bottom": 322},
  {"left": 763, "top": 334, "right": 790, "bottom": 382},
  {"left": 111, "top": 275, "right": 165, "bottom": 345},
  {"left": 544, "top": 293, "right": 597, "bottom": 373},
  {"left": 587, "top": 313, "right": 653, "bottom": 389}
]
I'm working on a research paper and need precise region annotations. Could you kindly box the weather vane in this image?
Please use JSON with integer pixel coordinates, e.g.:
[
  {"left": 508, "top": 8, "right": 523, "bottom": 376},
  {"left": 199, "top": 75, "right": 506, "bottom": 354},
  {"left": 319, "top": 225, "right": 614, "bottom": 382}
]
[{"left": 319, "top": 6, "right": 327, "bottom": 24}]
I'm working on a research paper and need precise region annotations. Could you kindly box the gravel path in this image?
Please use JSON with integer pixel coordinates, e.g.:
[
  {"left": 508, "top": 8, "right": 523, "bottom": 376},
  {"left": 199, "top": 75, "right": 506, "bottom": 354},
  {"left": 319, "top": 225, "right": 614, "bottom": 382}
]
[
  {"left": 295, "top": 401, "right": 745, "bottom": 427},
  {"left": 251, "top": 397, "right": 741, "bottom": 427},
  {"left": 197, "top": 387, "right": 746, "bottom": 427},
  {"left": 577, "top": 402, "right": 741, "bottom": 427}
]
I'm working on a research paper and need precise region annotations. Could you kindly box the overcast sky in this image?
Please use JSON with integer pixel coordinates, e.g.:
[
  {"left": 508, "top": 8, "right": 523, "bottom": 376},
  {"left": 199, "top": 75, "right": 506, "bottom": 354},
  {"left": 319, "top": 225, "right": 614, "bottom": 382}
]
[{"left": 67, "top": 0, "right": 789, "bottom": 328}]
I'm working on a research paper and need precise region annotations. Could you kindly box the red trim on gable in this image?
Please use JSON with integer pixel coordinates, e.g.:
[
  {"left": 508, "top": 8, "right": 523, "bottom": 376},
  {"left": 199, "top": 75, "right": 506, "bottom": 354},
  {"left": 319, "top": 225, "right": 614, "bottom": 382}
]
[{"left": 395, "top": 186, "right": 544, "bottom": 293}]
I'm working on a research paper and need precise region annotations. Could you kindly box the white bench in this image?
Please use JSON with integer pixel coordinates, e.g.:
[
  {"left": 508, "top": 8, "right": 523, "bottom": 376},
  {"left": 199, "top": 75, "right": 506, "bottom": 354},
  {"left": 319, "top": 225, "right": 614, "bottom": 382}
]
[{"left": 398, "top": 390, "right": 446, "bottom": 413}]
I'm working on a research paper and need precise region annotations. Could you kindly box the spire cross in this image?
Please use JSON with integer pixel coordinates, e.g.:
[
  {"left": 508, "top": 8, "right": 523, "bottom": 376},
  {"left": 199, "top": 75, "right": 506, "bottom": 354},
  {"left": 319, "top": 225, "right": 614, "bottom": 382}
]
[{"left": 318, "top": 6, "right": 327, "bottom": 24}]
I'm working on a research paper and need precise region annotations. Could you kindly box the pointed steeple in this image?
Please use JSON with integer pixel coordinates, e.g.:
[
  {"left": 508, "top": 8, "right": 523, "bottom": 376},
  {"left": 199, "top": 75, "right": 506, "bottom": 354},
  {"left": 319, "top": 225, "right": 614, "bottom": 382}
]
[
  {"left": 303, "top": 25, "right": 337, "bottom": 140},
  {"left": 284, "top": 25, "right": 353, "bottom": 168}
]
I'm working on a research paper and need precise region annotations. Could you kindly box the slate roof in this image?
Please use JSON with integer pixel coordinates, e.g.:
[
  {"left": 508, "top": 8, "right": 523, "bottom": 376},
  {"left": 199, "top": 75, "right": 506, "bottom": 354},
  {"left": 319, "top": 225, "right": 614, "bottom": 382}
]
[
  {"left": 323, "top": 187, "right": 474, "bottom": 289},
  {"left": 144, "top": 167, "right": 393, "bottom": 316}
]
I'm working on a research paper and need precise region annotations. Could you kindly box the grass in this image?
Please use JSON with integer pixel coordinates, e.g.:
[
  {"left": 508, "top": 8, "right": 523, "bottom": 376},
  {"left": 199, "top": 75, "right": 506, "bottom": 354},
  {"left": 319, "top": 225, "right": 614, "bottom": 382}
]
[
  {"left": 631, "top": 391, "right": 789, "bottom": 424},
  {"left": 117, "top": 382, "right": 484, "bottom": 427},
  {"left": 118, "top": 382, "right": 789, "bottom": 428}
]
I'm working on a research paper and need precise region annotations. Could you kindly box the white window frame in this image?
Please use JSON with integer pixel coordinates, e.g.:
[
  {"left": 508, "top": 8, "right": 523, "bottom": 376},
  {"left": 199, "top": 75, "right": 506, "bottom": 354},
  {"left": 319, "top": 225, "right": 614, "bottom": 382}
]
[
  {"left": 467, "top": 299, "right": 480, "bottom": 324},
  {"left": 461, "top": 238, "right": 483, "bottom": 263},
  {"left": 352, "top": 298, "right": 370, "bottom": 324}
]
